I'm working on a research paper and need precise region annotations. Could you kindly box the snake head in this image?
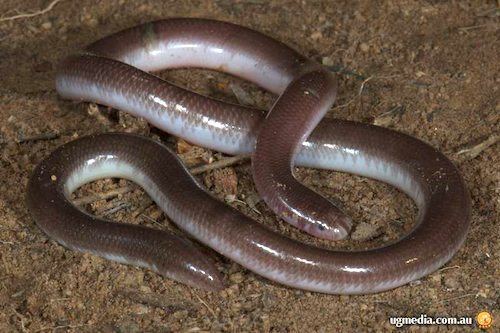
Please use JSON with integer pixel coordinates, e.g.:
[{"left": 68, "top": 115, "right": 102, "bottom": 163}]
[{"left": 304, "top": 213, "right": 352, "bottom": 241}]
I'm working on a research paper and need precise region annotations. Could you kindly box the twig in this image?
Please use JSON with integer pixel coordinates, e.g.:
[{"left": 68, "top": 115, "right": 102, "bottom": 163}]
[
  {"left": 226, "top": 194, "right": 262, "bottom": 215},
  {"left": 12, "top": 309, "right": 28, "bottom": 333},
  {"left": 327, "top": 65, "right": 367, "bottom": 81},
  {"left": 17, "top": 132, "right": 59, "bottom": 143},
  {"left": 189, "top": 154, "right": 251, "bottom": 175},
  {"left": 140, "top": 213, "right": 164, "bottom": 227},
  {"left": 116, "top": 288, "right": 193, "bottom": 312},
  {"left": 194, "top": 293, "right": 217, "bottom": 318},
  {"left": 131, "top": 197, "right": 153, "bottom": 218},
  {"left": 333, "top": 76, "right": 373, "bottom": 109},
  {"left": 476, "top": 7, "right": 500, "bottom": 18},
  {"left": 438, "top": 293, "right": 477, "bottom": 304},
  {"left": 456, "top": 134, "right": 499, "bottom": 160},
  {"left": 2, "top": 256, "right": 10, "bottom": 275},
  {"left": 225, "top": 194, "right": 247, "bottom": 206},
  {"left": 437, "top": 265, "right": 461, "bottom": 273},
  {"left": 458, "top": 23, "right": 498, "bottom": 32},
  {"left": 0, "top": 0, "right": 62, "bottom": 22},
  {"left": 373, "top": 105, "right": 406, "bottom": 126},
  {"left": 73, "top": 186, "right": 134, "bottom": 206},
  {"left": 230, "top": 83, "right": 255, "bottom": 105},
  {"left": 0, "top": 239, "right": 16, "bottom": 245},
  {"left": 100, "top": 202, "right": 130, "bottom": 216}
]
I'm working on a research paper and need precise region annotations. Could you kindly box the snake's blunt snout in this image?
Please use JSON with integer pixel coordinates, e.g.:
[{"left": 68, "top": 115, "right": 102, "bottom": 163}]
[
  {"left": 304, "top": 210, "right": 353, "bottom": 241},
  {"left": 177, "top": 263, "right": 226, "bottom": 292},
  {"left": 153, "top": 237, "right": 227, "bottom": 291}
]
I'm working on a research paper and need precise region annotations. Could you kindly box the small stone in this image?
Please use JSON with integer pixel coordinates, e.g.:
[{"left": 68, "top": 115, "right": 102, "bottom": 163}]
[
  {"left": 261, "top": 314, "right": 271, "bottom": 333},
  {"left": 122, "top": 270, "right": 144, "bottom": 286},
  {"left": 177, "top": 139, "right": 193, "bottom": 154},
  {"left": 231, "top": 302, "right": 242, "bottom": 312},
  {"left": 321, "top": 56, "right": 334, "bottom": 67},
  {"left": 225, "top": 194, "right": 237, "bottom": 203},
  {"left": 88, "top": 18, "right": 99, "bottom": 28},
  {"left": 351, "top": 222, "right": 381, "bottom": 241},
  {"left": 173, "top": 310, "right": 188, "bottom": 319},
  {"left": 310, "top": 31, "right": 323, "bottom": 40},
  {"left": 443, "top": 274, "right": 460, "bottom": 290},
  {"left": 225, "top": 284, "right": 240, "bottom": 297},
  {"left": 139, "top": 285, "right": 151, "bottom": 293},
  {"left": 360, "top": 43, "right": 370, "bottom": 52},
  {"left": 205, "top": 168, "right": 238, "bottom": 196},
  {"left": 477, "top": 288, "right": 489, "bottom": 298},
  {"left": 229, "top": 272, "right": 244, "bottom": 284},
  {"left": 230, "top": 83, "right": 254, "bottom": 105},
  {"left": 177, "top": 141, "right": 211, "bottom": 167},
  {"left": 245, "top": 191, "right": 261, "bottom": 205},
  {"left": 430, "top": 273, "right": 441, "bottom": 284},
  {"left": 416, "top": 71, "right": 426, "bottom": 78},
  {"left": 41, "top": 21, "right": 52, "bottom": 30},
  {"left": 131, "top": 304, "right": 149, "bottom": 315}
]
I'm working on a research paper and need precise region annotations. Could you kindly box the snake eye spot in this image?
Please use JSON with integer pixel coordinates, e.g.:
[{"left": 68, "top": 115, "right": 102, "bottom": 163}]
[{"left": 318, "top": 225, "right": 325, "bottom": 231}]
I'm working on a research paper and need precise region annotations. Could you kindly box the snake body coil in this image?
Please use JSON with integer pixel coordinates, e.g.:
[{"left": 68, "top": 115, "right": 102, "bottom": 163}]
[{"left": 27, "top": 19, "right": 470, "bottom": 294}]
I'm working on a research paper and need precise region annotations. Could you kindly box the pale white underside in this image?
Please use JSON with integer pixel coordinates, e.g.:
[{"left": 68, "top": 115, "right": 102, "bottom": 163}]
[{"left": 121, "top": 42, "right": 291, "bottom": 94}]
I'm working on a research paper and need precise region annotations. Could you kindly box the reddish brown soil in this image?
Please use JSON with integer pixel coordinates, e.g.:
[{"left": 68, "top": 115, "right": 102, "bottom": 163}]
[{"left": 0, "top": 1, "right": 498, "bottom": 332}]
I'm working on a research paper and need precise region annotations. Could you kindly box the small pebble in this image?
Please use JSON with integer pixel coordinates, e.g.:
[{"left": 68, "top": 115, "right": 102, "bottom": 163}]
[
  {"left": 231, "top": 302, "right": 242, "bottom": 312},
  {"left": 351, "top": 222, "right": 381, "bottom": 241},
  {"left": 173, "top": 309, "right": 189, "bottom": 319},
  {"left": 310, "top": 31, "right": 322, "bottom": 40},
  {"left": 229, "top": 272, "right": 244, "bottom": 284},
  {"left": 139, "top": 286, "right": 151, "bottom": 293},
  {"left": 131, "top": 304, "right": 149, "bottom": 315},
  {"left": 41, "top": 21, "right": 52, "bottom": 30},
  {"left": 430, "top": 273, "right": 441, "bottom": 284},
  {"left": 443, "top": 274, "right": 460, "bottom": 290},
  {"left": 360, "top": 42, "right": 370, "bottom": 52},
  {"left": 321, "top": 56, "right": 334, "bottom": 67},
  {"left": 416, "top": 71, "right": 426, "bottom": 78},
  {"left": 88, "top": 18, "right": 99, "bottom": 28}
]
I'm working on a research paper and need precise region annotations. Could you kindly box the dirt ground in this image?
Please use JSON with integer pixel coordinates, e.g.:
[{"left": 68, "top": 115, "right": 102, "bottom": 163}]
[{"left": 0, "top": 0, "right": 498, "bottom": 332}]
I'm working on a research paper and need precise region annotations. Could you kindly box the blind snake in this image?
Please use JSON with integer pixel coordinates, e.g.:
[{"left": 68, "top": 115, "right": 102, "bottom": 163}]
[{"left": 26, "top": 18, "right": 470, "bottom": 294}]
